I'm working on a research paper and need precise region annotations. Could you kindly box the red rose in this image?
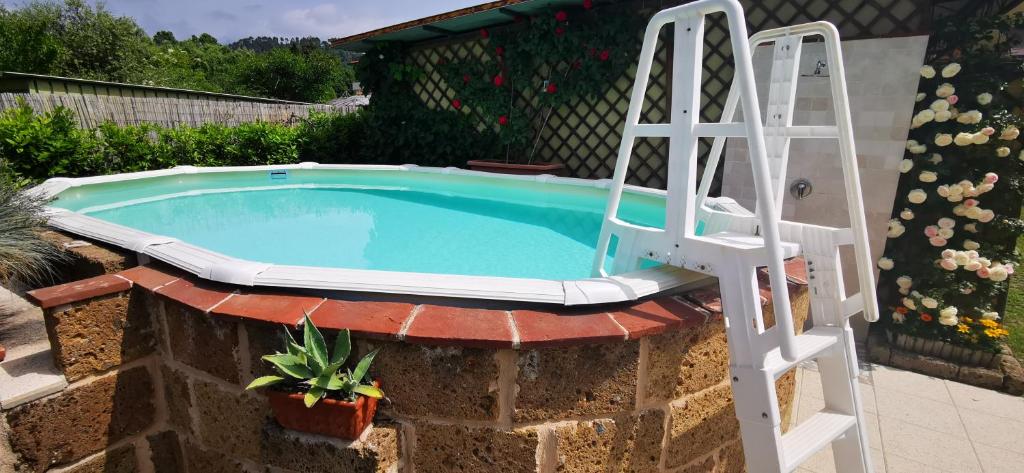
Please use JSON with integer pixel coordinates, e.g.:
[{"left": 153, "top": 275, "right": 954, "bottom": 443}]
[
  {"left": 480, "top": 28, "right": 489, "bottom": 38},
  {"left": 555, "top": 26, "right": 565, "bottom": 36},
  {"left": 498, "top": 115, "right": 509, "bottom": 125},
  {"left": 555, "top": 10, "right": 568, "bottom": 22},
  {"left": 452, "top": 99, "right": 462, "bottom": 109},
  {"left": 598, "top": 49, "right": 610, "bottom": 61},
  {"left": 463, "top": 74, "right": 471, "bottom": 84},
  {"left": 495, "top": 46, "right": 504, "bottom": 57},
  {"left": 546, "top": 82, "right": 557, "bottom": 94},
  {"left": 493, "top": 74, "right": 504, "bottom": 87},
  {"left": 583, "top": 0, "right": 593, "bottom": 9}
]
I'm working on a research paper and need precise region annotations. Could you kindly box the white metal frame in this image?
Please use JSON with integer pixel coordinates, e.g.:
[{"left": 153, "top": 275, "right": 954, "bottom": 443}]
[
  {"left": 591, "top": 1, "right": 877, "bottom": 472},
  {"left": 33, "top": 163, "right": 709, "bottom": 305}
]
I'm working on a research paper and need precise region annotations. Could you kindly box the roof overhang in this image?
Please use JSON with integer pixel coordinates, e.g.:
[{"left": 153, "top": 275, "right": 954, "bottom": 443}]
[{"left": 329, "top": 0, "right": 584, "bottom": 52}]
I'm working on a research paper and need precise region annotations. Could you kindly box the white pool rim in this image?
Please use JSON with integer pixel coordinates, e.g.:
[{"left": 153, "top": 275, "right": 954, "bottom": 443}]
[{"left": 33, "top": 163, "right": 709, "bottom": 306}]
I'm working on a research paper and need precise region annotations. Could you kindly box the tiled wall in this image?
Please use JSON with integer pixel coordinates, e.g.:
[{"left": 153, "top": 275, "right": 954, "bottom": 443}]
[{"left": 721, "top": 35, "right": 929, "bottom": 338}]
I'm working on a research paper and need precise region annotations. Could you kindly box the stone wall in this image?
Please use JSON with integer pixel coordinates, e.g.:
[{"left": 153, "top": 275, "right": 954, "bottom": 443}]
[{"left": 2, "top": 262, "right": 809, "bottom": 472}]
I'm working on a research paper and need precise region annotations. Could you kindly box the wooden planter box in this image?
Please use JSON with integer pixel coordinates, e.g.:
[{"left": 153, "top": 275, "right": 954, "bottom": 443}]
[
  {"left": 466, "top": 159, "right": 566, "bottom": 176},
  {"left": 888, "top": 331, "right": 998, "bottom": 368}
]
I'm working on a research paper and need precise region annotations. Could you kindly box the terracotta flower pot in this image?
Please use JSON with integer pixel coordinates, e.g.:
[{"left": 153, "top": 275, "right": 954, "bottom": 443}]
[
  {"left": 466, "top": 159, "right": 566, "bottom": 176},
  {"left": 267, "top": 381, "right": 381, "bottom": 440}
]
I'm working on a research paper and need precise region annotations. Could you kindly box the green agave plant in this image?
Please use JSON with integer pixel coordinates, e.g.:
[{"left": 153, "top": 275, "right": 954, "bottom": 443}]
[{"left": 245, "top": 314, "right": 384, "bottom": 407}]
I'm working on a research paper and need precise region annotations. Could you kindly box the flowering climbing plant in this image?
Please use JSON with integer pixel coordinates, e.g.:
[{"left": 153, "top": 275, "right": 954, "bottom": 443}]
[
  {"left": 436, "top": 1, "right": 642, "bottom": 163},
  {"left": 876, "top": 14, "right": 1024, "bottom": 352}
]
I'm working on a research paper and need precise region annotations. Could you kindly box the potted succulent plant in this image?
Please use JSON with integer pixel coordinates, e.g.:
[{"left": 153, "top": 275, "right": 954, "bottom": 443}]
[{"left": 246, "top": 314, "right": 384, "bottom": 440}]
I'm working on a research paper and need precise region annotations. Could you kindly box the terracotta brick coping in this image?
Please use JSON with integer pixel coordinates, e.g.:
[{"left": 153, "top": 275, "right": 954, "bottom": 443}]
[{"left": 28, "top": 260, "right": 807, "bottom": 348}]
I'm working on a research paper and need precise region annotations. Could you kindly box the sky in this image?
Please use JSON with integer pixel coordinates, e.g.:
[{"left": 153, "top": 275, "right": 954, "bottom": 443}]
[{"left": 84, "top": 0, "right": 483, "bottom": 43}]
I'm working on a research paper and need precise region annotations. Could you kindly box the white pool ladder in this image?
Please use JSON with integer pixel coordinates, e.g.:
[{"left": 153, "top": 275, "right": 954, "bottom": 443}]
[{"left": 591, "top": 1, "right": 879, "bottom": 472}]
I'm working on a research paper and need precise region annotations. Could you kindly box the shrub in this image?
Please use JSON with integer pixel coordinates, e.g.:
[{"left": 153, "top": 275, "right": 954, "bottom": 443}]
[
  {"left": 296, "top": 110, "right": 366, "bottom": 164},
  {"left": 0, "top": 101, "right": 101, "bottom": 181},
  {"left": 0, "top": 180, "right": 67, "bottom": 285}
]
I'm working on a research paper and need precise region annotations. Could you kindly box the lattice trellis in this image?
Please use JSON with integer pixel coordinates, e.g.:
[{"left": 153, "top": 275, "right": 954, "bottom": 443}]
[{"left": 403, "top": 0, "right": 928, "bottom": 189}]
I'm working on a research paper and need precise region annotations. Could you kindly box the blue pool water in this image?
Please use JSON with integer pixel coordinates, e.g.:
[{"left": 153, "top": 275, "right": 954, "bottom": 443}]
[{"left": 54, "top": 170, "right": 667, "bottom": 280}]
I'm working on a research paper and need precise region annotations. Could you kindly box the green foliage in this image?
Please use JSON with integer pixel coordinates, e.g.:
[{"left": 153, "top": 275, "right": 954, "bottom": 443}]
[
  {"left": 246, "top": 315, "right": 383, "bottom": 408},
  {"left": 296, "top": 110, "right": 366, "bottom": 164},
  {"left": 360, "top": 3, "right": 644, "bottom": 163},
  {"left": 0, "top": 179, "right": 68, "bottom": 285},
  {"left": 0, "top": 0, "right": 355, "bottom": 102},
  {"left": 876, "top": 13, "right": 1024, "bottom": 352},
  {"left": 0, "top": 100, "right": 320, "bottom": 183},
  {"left": 231, "top": 48, "right": 355, "bottom": 103}
]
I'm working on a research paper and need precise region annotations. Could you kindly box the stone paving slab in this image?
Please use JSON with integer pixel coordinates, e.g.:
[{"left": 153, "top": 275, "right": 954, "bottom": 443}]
[
  {"left": 0, "top": 286, "right": 67, "bottom": 409},
  {"left": 793, "top": 362, "right": 1023, "bottom": 473}
]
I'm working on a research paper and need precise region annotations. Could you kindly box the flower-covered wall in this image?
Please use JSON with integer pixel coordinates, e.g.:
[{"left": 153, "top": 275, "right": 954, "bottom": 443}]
[{"left": 875, "top": 14, "right": 1023, "bottom": 353}]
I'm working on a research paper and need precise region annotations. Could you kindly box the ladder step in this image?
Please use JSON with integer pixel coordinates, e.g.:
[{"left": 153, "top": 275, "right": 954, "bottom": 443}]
[
  {"left": 764, "top": 326, "right": 843, "bottom": 375},
  {"left": 781, "top": 411, "right": 857, "bottom": 472}
]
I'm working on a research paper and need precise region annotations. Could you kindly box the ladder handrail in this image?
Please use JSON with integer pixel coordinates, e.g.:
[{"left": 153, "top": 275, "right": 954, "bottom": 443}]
[{"left": 695, "top": 21, "right": 879, "bottom": 323}]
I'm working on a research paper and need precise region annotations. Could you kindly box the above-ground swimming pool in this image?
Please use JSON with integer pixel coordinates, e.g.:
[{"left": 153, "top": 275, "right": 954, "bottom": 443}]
[{"left": 35, "top": 164, "right": 708, "bottom": 304}]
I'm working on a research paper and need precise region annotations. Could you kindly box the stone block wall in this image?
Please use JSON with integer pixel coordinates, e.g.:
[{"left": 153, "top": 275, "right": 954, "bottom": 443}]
[{"left": 2, "top": 263, "right": 810, "bottom": 472}]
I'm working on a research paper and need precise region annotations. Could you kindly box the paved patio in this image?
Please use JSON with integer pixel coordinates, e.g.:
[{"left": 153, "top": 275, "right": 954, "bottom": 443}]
[{"left": 793, "top": 361, "right": 1024, "bottom": 473}]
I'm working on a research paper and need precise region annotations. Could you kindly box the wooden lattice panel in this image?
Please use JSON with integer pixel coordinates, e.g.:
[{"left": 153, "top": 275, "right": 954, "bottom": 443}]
[{"left": 403, "top": 0, "right": 927, "bottom": 189}]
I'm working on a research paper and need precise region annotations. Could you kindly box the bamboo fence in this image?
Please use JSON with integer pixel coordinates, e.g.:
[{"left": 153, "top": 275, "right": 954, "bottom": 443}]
[{"left": 0, "top": 93, "right": 360, "bottom": 128}]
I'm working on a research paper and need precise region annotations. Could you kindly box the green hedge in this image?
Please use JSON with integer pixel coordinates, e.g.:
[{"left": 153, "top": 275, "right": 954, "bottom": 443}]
[{"left": 0, "top": 102, "right": 371, "bottom": 185}]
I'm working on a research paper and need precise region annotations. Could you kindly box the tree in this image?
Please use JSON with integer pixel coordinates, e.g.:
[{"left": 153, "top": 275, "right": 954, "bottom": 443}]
[
  {"left": 0, "top": 2, "right": 64, "bottom": 74},
  {"left": 153, "top": 30, "right": 176, "bottom": 45}
]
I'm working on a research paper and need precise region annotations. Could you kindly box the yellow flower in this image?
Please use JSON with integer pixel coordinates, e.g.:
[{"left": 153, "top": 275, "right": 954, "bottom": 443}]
[
  {"left": 980, "top": 319, "right": 999, "bottom": 328},
  {"left": 961, "top": 316, "right": 973, "bottom": 324},
  {"left": 957, "top": 324, "right": 970, "bottom": 333},
  {"left": 984, "top": 328, "right": 1009, "bottom": 339}
]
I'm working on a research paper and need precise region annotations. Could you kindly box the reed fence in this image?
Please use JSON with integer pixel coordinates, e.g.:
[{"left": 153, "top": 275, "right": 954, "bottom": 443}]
[{"left": 0, "top": 93, "right": 358, "bottom": 128}]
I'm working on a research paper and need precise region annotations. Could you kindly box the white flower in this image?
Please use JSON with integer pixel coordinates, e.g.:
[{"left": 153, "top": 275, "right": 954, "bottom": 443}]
[
  {"left": 908, "top": 189, "right": 927, "bottom": 204},
  {"left": 937, "top": 228, "right": 954, "bottom": 239},
  {"left": 892, "top": 311, "right": 906, "bottom": 324},
  {"left": 997, "top": 147, "right": 1011, "bottom": 158},
  {"left": 977, "top": 92, "right": 993, "bottom": 105},
  {"left": 920, "top": 65, "right": 936, "bottom": 78},
  {"left": 936, "top": 83, "right": 955, "bottom": 98},
  {"left": 916, "top": 92, "right": 926, "bottom": 102},
  {"left": 896, "top": 275, "right": 914, "bottom": 288},
  {"left": 956, "top": 109, "right": 983, "bottom": 124},
  {"left": 965, "top": 206, "right": 983, "bottom": 219},
  {"left": 900, "top": 208, "right": 915, "bottom": 220},
  {"left": 922, "top": 297, "right": 939, "bottom": 309},
  {"left": 981, "top": 312, "right": 1000, "bottom": 321},
  {"left": 940, "top": 306, "right": 958, "bottom": 318},
  {"left": 999, "top": 126, "right": 1019, "bottom": 141},
  {"left": 952, "top": 204, "right": 967, "bottom": 216},
  {"left": 954, "top": 132, "right": 974, "bottom": 146},
  {"left": 900, "top": 159, "right": 914, "bottom": 173},
  {"left": 878, "top": 257, "right": 895, "bottom": 270},
  {"left": 977, "top": 182, "right": 994, "bottom": 193},
  {"left": 934, "top": 110, "right": 952, "bottom": 122},
  {"left": 964, "top": 223, "right": 977, "bottom": 233},
  {"left": 909, "top": 144, "right": 927, "bottom": 154},
  {"left": 887, "top": 220, "right": 906, "bottom": 238},
  {"left": 941, "top": 258, "right": 958, "bottom": 271},
  {"left": 971, "top": 133, "right": 990, "bottom": 145},
  {"left": 963, "top": 239, "right": 980, "bottom": 250},
  {"left": 954, "top": 251, "right": 970, "bottom": 266},
  {"left": 938, "top": 217, "right": 956, "bottom": 229},
  {"left": 918, "top": 171, "right": 937, "bottom": 182},
  {"left": 941, "top": 63, "right": 961, "bottom": 78},
  {"left": 979, "top": 209, "right": 995, "bottom": 223},
  {"left": 965, "top": 259, "right": 983, "bottom": 271},
  {"left": 1020, "top": 149, "right": 1024, "bottom": 161},
  {"left": 899, "top": 287, "right": 910, "bottom": 295},
  {"left": 937, "top": 185, "right": 951, "bottom": 197},
  {"left": 903, "top": 297, "right": 917, "bottom": 310},
  {"left": 929, "top": 99, "right": 950, "bottom": 112},
  {"left": 939, "top": 313, "right": 959, "bottom": 326},
  {"left": 942, "top": 249, "right": 956, "bottom": 259},
  {"left": 989, "top": 266, "right": 1009, "bottom": 282},
  {"left": 929, "top": 153, "right": 943, "bottom": 164},
  {"left": 935, "top": 134, "right": 953, "bottom": 146},
  {"left": 915, "top": 109, "right": 936, "bottom": 124}
]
